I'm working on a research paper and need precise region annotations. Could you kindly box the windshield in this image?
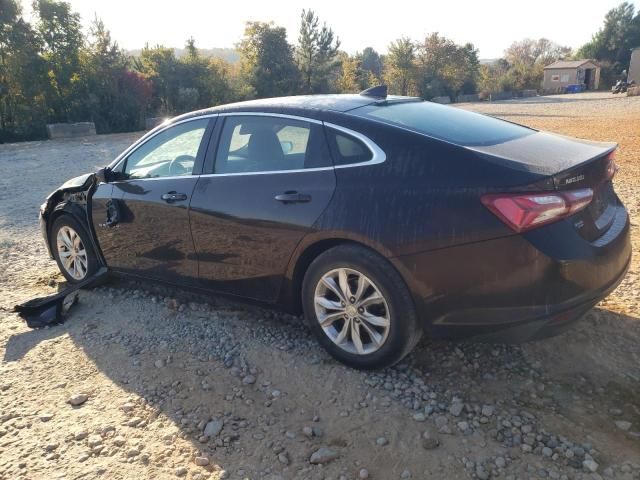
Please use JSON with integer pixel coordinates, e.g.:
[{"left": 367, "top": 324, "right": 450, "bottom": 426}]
[{"left": 352, "top": 101, "right": 535, "bottom": 146}]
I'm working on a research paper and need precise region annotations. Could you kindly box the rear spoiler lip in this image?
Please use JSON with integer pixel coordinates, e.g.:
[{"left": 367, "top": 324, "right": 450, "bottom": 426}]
[{"left": 466, "top": 131, "right": 617, "bottom": 180}]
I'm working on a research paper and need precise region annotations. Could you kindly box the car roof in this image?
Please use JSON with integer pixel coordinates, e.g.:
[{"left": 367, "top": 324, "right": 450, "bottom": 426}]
[{"left": 174, "top": 94, "right": 421, "bottom": 123}]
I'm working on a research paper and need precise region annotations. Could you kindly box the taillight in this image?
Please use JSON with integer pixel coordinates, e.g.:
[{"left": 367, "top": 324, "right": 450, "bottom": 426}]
[
  {"left": 481, "top": 188, "right": 594, "bottom": 233},
  {"left": 606, "top": 150, "right": 618, "bottom": 180}
]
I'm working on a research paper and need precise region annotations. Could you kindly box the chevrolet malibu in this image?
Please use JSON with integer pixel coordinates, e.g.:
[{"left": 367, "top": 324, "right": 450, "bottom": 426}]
[{"left": 39, "top": 87, "right": 631, "bottom": 369}]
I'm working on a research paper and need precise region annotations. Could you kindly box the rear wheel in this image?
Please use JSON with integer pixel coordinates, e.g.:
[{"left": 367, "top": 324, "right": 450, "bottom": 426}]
[
  {"left": 51, "top": 215, "right": 99, "bottom": 283},
  {"left": 302, "top": 245, "right": 422, "bottom": 369}
]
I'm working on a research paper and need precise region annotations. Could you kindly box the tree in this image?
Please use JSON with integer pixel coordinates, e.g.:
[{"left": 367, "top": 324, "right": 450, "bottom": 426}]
[
  {"left": 504, "top": 38, "right": 571, "bottom": 90},
  {"left": 578, "top": 2, "right": 640, "bottom": 84},
  {"left": 359, "top": 47, "right": 382, "bottom": 79},
  {"left": 0, "top": 0, "right": 48, "bottom": 141},
  {"left": 33, "top": 0, "right": 84, "bottom": 121},
  {"left": 383, "top": 37, "right": 416, "bottom": 95},
  {"left": 81, "top": 17, "right": 150, "bottom": 132},
  {"left": 414, "top": 33, "right": 480, "bottom": 99},
  {"left": 237, "top": 21, "right": 299, "bottom": 98},
  {"left": 134, "top": 44, "right": 179, "bottom": 114},
  {"left": 335, "top": 52, "right": 360, "bottom": 93},
  {"left": 296, "top": 9, "right": 340, "bottom": 93}
]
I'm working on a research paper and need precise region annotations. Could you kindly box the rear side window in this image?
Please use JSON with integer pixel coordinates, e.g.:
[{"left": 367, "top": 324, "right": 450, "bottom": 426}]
[
  {"left": 352, "top": 101, "right": 534, "bottom": 146},
  {"left": 213, "top": 116, "right": 331, "bottom": 174},
  {"left": 326, "top": 129, "right": 373, "bottom": 166}
]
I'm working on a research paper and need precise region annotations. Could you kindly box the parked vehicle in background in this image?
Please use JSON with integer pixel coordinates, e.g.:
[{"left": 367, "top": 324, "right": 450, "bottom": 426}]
[{"left": 38, "top": 87, "right": 631, "bottom": 369}]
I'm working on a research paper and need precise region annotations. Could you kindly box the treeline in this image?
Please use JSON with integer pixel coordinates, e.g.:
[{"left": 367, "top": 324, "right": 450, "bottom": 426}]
[{"left": 1, "top": 0, "right": 638, "bottom": 143}]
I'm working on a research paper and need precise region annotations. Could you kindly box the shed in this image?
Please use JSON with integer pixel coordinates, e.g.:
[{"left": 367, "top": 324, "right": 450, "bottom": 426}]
[
  {"left": 628, "top": 47, "right": 640, "bottom": 84},
  {"left": 543, "top": 59, "right": 600, "bottom": 93}
]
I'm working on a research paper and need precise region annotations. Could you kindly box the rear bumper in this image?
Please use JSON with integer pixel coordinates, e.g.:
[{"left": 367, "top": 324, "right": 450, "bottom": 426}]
[{"left": 393, "top": 204, "right": 631, "bottom": 342}]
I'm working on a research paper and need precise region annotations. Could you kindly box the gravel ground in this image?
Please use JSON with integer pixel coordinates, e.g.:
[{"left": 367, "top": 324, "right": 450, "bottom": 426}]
[{"left": 0, "top": 92, "right": 639, "bottom": 480}]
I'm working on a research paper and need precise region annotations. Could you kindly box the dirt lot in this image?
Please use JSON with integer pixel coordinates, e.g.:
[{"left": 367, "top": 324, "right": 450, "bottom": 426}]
[{"left": 0, "top": 91, "right": 639, "bottom": 480}]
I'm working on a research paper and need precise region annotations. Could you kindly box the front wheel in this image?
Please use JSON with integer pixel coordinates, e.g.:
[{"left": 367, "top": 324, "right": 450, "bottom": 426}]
[
  {"left": 302, "top": 245, "right": 422, "bottom": 369},
  {"left": 51, "top": 215, "right": 99, "bottom": 283}
]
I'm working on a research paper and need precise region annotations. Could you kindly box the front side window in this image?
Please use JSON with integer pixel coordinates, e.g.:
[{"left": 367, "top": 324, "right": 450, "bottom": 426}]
[
  {"left": 124, "top": 119, "right": 209, "bottom": 179},
  {"left": 214, "top": 116, "right": 330, "bottom": 174}
]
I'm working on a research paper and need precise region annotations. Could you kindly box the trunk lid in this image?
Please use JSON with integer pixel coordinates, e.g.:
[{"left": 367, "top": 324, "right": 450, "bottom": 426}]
[{"left": 469, "top": 131, "right": 618, "bottom": 241}]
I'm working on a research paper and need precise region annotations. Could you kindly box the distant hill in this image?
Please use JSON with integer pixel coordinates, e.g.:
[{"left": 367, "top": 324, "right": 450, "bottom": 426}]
[{"left": 126, "top": 47, "right": 240, "bottom": 64}]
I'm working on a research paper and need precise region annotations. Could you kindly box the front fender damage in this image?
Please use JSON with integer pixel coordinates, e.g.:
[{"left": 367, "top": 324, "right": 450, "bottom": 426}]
[{"left": 40, "top": 173, "right": 101, "bottom": 260}]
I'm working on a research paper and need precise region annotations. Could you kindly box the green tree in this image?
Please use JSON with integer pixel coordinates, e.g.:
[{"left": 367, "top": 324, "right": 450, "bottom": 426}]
[
  {"left": 504, "top": 38, "right": 571, "bottom": 90},
  {"left": 135, "top": 44, "right": 179, "bottom": 114},
  {"left": 81, "top": 17, "right": 150, "bottom": 132},
  {"left": 296, "top": 9, "right": 340, "bottom": 93},
  {"left": 0, "top": 0, "right": 48, "bottom": 141},
  {"left": 578, "top": 2, "right": 640, "bottom": 84},
  {"left": 237, "top": 21, "right": 299, "bottom": 98},
  {"left": 415, "top": 33, "right": 480, "bottom": 99},
  {"left": 33, "top": 0, "right": 84, "bottom": 122},
  {"left": 383, "top": 37, "right": 416, "bottom": 95},
  {"left": 359, "top": 47, "right": 382, "bottom": 79}
]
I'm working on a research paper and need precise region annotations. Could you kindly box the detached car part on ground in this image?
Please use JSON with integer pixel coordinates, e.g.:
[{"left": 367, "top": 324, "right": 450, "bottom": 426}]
[{"left": 37, "top": 86, "right": 631, "bottom": 369}]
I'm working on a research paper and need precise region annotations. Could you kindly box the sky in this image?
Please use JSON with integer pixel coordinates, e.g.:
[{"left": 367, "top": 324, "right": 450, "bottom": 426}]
[{"left": 20, "top": 0, "right": 639, "bottom": 59}]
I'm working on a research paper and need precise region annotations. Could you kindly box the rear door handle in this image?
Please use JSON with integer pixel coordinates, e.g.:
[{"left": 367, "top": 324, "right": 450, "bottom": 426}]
[
  {"left": 161, "top": 191, "right": 188, "bottom": 203},
  {"left": 274, "top": 192, "right": 311, "bottom": 204}
]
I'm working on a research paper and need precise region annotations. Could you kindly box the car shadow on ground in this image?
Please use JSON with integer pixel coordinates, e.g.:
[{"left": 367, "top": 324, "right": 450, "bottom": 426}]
[{"left": 3, "top": 282, "right": 640, "bottom": 477}]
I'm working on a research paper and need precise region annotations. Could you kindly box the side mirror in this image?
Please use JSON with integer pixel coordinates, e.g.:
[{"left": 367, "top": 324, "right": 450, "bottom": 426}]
[{"left": 95, "top": 167, "right": 111, "bottom": 184}]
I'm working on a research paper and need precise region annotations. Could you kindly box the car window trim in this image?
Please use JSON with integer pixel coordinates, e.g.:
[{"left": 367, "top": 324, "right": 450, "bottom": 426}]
[
  {"left": 110, "top": 115, "right": 218, "bottom": 178},
  {"left": 200, "top": 113, "right": 386, "bottom": 177}
]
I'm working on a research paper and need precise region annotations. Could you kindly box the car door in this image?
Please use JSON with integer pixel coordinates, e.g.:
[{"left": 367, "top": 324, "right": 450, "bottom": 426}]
[
  {"left": 189, "top": 113, "right": 336, "bottom": 302},
  {"left": 91, "top": 117, "right": 214, "bottom": 285}
]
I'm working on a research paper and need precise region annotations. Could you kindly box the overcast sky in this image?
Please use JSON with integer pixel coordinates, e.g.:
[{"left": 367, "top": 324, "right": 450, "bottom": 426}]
[{"left": 20, "top": 0, "right": 639, "bottom": 58}]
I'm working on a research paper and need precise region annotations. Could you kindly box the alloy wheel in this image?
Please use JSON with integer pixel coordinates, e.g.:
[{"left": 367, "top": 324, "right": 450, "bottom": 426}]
[
  {"left": 56, "top": 226, "right": 88, "bottom": 281},
  {"left": 314, "top": 267, "right": 391, "bottom": 355}
]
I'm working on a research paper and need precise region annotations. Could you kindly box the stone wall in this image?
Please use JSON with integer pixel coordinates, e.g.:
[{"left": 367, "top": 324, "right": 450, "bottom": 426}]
[{"left": 46, "top": 122, "right": 96, "bottom": 139}]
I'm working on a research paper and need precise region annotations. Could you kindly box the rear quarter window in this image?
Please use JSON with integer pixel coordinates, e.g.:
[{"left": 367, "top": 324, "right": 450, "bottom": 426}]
[
  {"left": 353, "top": 101, "right": 534, "bottom": 147},
  {"left": 326, "top": 129, "right": 373, "bottom": 166}
]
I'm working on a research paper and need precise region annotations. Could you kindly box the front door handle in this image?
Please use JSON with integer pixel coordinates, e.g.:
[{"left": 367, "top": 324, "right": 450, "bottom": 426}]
[
  {"left": 274, "top": 191, "right": 311, "bottom": 204},
  {"left": 161, "top": 191, "right": 188, "bottom": 203}
]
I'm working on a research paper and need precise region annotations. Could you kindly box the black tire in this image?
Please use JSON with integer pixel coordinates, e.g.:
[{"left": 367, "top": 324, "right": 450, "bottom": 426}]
[
  {"left": 302, "top": 244, "right": 422, "bottom": 369},
  {"left": 50, "top": 214, "right": 99, "bottom": 284}
]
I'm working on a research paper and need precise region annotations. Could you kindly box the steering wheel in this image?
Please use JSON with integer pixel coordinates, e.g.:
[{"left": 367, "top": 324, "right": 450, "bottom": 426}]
[{"left": 168, "top": 155, "right": 195, "bottom": 176}]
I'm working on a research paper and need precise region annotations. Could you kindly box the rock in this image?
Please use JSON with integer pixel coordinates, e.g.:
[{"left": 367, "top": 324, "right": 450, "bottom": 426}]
[
  {"left": 154, "top": 359, "right": 165, "bottom": 368},
  {"left": 449, "top": 402, "right": 464, "bottom": 417},
  {"left": 277, "top": 452, "right": 289, "bottom": 465},
  {"left": 583, "top": 459, "right": 599, "bottom": 473},
  {"left": 476, "top": 467, "right": 489, "bottom": 480},
  {"left": 481, "top": 405, "right": 495, "bottom": 417},
  {"left": 242, "top": 375, "right": 256, "bottom": 385},
  {"left": 412, "top": 412, "right": 426, "bottom": 422},
  {"left": 309, "top": 447, "right": 339, "bottom": 464},
  {"left": 302, "top": 426, "right": 313, "bottom": 437},
  {"left": 359, "top": 468, "right": 370, "bottom": 479},
  {"left": 421, "top": 431, "right": 440, "bottom": 450},
  {"left": 615, "top": 420, "right": 632, "bottom": 431},
  {"left": 113, "top": 436, "right": 126, "bottom": 447},
  {"left": 194, "top": 456, "right": 209, "bottom": 466},
  {"left": 127, "top": 448, "right": 139, "bottom": 457},
  {"left": 45, "top": 442, "right": 59, "bottom": 452},
  {"left": 87, "top": 434, "right": 103, "bottom": 448},
  {"left": 542, "top": 447, "right": 553, "bottom": 457},
  {"left": 457, "top": 421, "right": 469, "bottom": 431},
  {"left": 495, "top": 456, "right": 506, "bottom": 468},
  {"left": 401, "top": 469, "right": 411, "bottom": 479},
  {"left": 68, "top": 394, "right": 88, "bottom": 406},
  {"left": 127, "top": 417, "right": 142, "bottom": 427},
  {"left": 121, "top": 403, "right": 135, "bottom": 413},
  {"left": 74, "top": 430, "right": 88, "bottom": 441},
  {"left": 204, "top": 418, "right": 224, "bottom": 437},
  {"left": 175, "top": 466, "right": 188, "bottom": 477},
  {"left": 376, "top": 436, "right": 389, "bottom": 446},
  {"left": 271, "top": 389, "right": 282, "bottom": 398},
  {"left": 40, "top": 413, "right": 54, "bottom": 422}
]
